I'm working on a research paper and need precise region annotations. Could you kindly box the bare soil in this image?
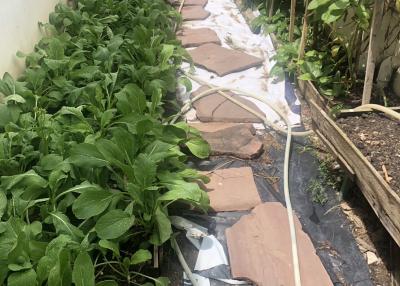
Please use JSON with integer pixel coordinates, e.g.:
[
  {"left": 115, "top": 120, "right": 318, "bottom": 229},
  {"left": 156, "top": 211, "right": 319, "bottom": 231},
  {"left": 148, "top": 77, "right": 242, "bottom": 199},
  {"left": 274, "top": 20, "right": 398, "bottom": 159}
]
[{"left": 337, "top": 113, "right": 400, "bottom": 194}]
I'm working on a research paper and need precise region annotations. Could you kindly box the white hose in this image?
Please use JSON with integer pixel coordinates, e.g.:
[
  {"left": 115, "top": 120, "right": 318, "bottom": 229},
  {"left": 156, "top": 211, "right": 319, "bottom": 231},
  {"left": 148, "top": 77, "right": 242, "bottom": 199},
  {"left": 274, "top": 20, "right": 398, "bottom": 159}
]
[
  {"left": 179, "top": 72, "right": 305, "bottom": 286},
  {"left": 354, "top": 104, "right": 400, "bottom": 121},
  {"left": 176, "top": 73, "right": 312, "bottom": 137},
  {"left": 171, "top": 236, "right": 200, "bottom": 286}
]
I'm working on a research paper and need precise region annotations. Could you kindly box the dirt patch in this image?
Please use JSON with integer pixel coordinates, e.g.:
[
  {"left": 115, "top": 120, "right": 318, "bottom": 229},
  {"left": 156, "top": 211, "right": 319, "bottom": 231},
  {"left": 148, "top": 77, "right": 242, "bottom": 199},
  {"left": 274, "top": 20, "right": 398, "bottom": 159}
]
[
  {"left": 341, "top": 191, "right": 394, "bottom": 286},
  {"left": 337, "top": 113, "right": 400, "bottom": 194}
]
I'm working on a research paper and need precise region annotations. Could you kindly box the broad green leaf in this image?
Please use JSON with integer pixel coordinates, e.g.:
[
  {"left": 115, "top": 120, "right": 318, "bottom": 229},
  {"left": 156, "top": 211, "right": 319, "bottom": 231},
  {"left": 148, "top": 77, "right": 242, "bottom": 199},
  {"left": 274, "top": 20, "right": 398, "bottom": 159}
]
[
  {"left": 111, "top": 127, "right": 138, "bottom": 162},
  {"left": 47, "top": 248, "right": 72, "bottom": 286},
  {"left": 298, "top": 73, "right": 313, "bottom": 81},
  {"left": 68, "top": 143, "right": 109, "bottom": 168},
  {"left": 0, "top": 191, "right": 7, "bottom": 219},
  {"left": 308, "top": 0, "right": 330, "bottom": 10},
  {"left": 8, "top": 269, "right": 37, "bottom": 286},
  {"left": 159, "top": 44, "right": 175, "bottom": 66},
  {"left": 99, "top": 239, "right": 120, "bottom": 257},
  {"left": 158, "top": 180, "right": 205, "bottom": 203},
  {"left": 39, "top": 154, "right": 63, "bottom": 171},
  {"left": 116, "top": 84, "right": 147, "bottom": 115},
  {"left": 185, "top": 138, "right": 210, "bottom": 159},
  {"left": 4, "top": 94, "right": 26, "bottom": 104},
  {"left": 133, "top": 154, "right": 156, "bottom": 188},
  {"left": 100, "top": 109, "right": 116, "bottom": 128},
  {"left": 72, "top": 252, "right": 95, "bottom": 286},
  {"left": 1, "top": 170, "right": 47, "bottom": 200},
  {"left": 69, "top": 66, "right": 100, "bottom": 80},
  {"left": 0, "top": 220, "right": 19, "bottom": 260},
  {"left": 95, "top": 210, "right": 134, "bottom": 240},
  {"left": 50, "top": 212, "right": 84, "bottom": 239},
  {"left": 72, "top": 187, "right": 113, "bottom": 219},
  {"left": 95, "top": 139, "right": 125, "bottom": 166},
  {"left": 131, "top": 249, "right": 152, "bottom": 265},
  {"left": 149, "top": 208, "right": 172, "bottom": 245}
]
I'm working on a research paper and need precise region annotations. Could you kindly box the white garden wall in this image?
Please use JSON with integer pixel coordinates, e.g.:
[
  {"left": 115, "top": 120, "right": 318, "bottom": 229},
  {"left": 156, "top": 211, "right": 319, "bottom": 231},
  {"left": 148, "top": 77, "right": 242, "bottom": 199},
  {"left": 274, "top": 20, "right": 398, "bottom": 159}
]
[{"left": 0, "top": 0, "right": 66, "bottom": 78}]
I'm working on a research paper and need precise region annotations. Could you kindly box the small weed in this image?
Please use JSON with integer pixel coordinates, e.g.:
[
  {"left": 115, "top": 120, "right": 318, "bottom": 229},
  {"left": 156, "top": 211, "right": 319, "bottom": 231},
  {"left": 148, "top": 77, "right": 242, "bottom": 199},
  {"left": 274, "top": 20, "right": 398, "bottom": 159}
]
[
  {"left": 296, "top": 144, "right": 315, "bottom": 154},
  {"left": 306, "top": 180, "right": 328, "bottom": 205},
  {"left": 306, "top": 155, "right": 340, "bottom": 205}
]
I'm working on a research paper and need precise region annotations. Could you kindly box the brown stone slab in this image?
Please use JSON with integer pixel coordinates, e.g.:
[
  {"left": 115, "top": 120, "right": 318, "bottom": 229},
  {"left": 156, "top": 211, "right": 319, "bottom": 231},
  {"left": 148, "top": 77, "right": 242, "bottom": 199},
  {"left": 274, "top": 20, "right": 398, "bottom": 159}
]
[
  {"left": 201, "top": 167, "right": 262, "bottom": 212},
  {"left": 226, "top": 203, "right": 333, "bottom": 286},
  {"left": 170, "top": 0, "right": 208, "bottom": 7},
  {"left": 191, "top": 85, "right": 264, "bottom": 123},
  {"left": 187, "top": 43, "right": 263, "bottom": 76},
  {"left": 181, "top": 6, "right": 210, "bottom": 21},
  {"left": 177, "top": 28, "right": 221, "bottom": 48},
  {"left": 190, "top": 123, "right": 263, "bottom": 159}
]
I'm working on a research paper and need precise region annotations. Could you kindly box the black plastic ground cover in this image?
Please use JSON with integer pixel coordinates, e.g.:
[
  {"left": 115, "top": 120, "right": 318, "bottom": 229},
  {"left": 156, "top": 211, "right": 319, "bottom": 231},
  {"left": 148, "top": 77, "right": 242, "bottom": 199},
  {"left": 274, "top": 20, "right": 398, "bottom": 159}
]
[{"left": 162, "top": 133, "right": 373, "bottom": 285}]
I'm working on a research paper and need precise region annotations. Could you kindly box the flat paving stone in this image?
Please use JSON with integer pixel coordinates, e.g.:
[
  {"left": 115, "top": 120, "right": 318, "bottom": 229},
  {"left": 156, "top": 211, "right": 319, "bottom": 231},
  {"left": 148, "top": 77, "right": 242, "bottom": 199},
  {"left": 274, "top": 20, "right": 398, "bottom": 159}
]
[
  {"left": 187, "top": 43, "right": 263, "bottom": 76},
  {"left": 190, "top": 123, "right": 263, "bottom": 159},
  {"left": 226, "top": 203, "right": 333, "bottom": 286},
  {"left": 191, "top": 85, "right": 264, "bottom": 123},
  {"left": 169, "top": 0, "right": 208, "bottom": 7},
  {"left": 177, "top": 28, "right": 221, "bottom": 48},
  {"left": 201, "top": 167, "right": 262, "bottom": 212},
  {"left": 181, "top": 6, "right": 210, "bottom": 21}
]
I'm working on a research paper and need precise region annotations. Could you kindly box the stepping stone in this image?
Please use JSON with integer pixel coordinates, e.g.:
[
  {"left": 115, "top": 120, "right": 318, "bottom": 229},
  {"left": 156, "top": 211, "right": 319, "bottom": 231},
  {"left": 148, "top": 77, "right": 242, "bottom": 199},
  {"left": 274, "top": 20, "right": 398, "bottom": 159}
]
[
  {"left": 190, "top": 123, "right": 263, "bottom": 159},
  {"left": 200, "top": 167, "right": 262, "bottom": 212},
  {"left": 187, "top": 43, "right": 263, "bottom": 76},
  {"left": 170, "top": 0, "right": 208, "bottom": 7},
  {"left": 181, "top": 6, "right": 210, "bottom": 21},
  {"left": 191, "top": 85, "right": 264, "bottom": 123},
  {"left": 226, "top": 203, "right": 333, "bottom": 286},
  {"left": 177, "top": 28, "right": 221, "bottom": 48}
]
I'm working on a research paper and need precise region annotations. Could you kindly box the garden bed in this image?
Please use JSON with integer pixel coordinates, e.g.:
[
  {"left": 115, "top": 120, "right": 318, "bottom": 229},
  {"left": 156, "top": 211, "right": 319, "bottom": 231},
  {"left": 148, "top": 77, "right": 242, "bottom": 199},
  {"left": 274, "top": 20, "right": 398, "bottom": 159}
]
[
  {"left": 337, "top": 113, "right": 400, "bottom": 194},
  {"left": 298, "top": 80, "right": 400, "bottom": 248}
]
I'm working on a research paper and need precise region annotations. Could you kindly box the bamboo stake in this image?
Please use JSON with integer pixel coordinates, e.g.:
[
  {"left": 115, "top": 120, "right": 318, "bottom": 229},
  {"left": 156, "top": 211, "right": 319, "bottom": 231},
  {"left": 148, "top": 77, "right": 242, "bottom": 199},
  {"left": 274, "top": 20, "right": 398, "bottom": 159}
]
[
  {"left": 288, "top": 0, "right": 297, "bottom": 42},
  {"left": 268, "top": 0, "right": 275, "bottom": 18},
  {"left": 298, "top": 0, "right": 309, "bottom": 60},
  {"left": 361, "top": 0, "right": 385, "bottom": 105}
]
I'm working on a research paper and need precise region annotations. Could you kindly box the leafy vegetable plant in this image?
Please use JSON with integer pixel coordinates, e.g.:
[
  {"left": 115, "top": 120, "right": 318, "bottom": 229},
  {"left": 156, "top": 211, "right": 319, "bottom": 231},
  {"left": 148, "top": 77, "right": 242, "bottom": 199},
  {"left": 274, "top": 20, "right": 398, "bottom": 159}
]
[{"left": 0, "top": 0, "right": 210, "bottom": 285}]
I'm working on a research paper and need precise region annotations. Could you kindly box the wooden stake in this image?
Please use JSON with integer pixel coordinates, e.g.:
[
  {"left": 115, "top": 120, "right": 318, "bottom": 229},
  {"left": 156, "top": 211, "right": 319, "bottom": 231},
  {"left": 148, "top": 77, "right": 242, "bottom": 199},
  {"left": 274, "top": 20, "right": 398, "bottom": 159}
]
[
  {"left": 288, "top": 0, "right": 297, "bottom": 42},
  {"left": 298, "top": 0, "right": 309, "bottom": 60},
  {"left": 361, "top": 0, "right": 385, "bottom": 105},
  {"left": 268, "top": 0, "right": 275, "bottom": 18}
]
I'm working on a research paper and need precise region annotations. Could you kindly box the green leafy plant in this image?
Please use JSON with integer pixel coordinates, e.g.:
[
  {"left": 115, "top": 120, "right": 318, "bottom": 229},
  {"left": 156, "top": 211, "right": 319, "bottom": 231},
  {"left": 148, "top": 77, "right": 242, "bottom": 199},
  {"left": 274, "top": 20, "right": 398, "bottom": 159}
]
[
  {"left": 251, "top": 0, "right": 372, "bottom": 99},
  {"left": 0, "top": 0, "right": 210, "bottom": 285}
]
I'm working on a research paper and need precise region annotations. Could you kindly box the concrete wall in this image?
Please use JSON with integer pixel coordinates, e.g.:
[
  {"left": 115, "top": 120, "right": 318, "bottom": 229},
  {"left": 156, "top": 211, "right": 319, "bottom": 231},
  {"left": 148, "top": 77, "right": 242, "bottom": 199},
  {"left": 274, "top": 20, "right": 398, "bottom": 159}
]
[{"left": 0, "top": 0, "right": 65, "bottom": 78}]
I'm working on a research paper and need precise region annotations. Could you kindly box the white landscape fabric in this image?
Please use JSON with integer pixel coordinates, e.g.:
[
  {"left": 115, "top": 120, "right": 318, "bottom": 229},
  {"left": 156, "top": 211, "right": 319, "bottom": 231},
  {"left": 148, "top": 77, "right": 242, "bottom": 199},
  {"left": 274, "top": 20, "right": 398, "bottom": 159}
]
[{"left": 179, "top": 0, "right": 302, "bottom": 128}]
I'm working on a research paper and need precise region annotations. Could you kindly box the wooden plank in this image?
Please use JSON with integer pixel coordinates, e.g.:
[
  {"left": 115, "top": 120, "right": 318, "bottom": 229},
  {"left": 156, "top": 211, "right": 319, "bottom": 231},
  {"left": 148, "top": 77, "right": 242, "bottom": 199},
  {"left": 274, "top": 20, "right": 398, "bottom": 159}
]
[
  {"left": 297, "top": 79, "right": 329, "bottom": 113},
  {"left": 308, "top": 99, "right": 400, "bottom": 247},
  {"left": 391, "top": 241, "right": 400, "bottom": 286}
]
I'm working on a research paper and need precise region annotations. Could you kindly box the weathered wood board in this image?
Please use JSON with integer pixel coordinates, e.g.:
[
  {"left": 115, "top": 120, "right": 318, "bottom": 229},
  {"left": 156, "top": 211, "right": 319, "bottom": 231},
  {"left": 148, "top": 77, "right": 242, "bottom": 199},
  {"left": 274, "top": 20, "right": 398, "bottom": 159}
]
[
  {"left": 303, "top": 92, "right": 400, "bottom": 247},
  {"left": 298, "top": 74, "right": 400, "bottom": 286}
]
